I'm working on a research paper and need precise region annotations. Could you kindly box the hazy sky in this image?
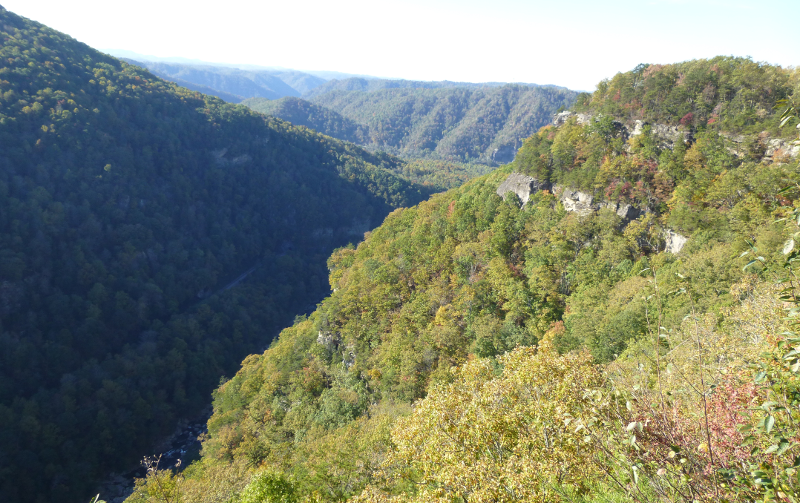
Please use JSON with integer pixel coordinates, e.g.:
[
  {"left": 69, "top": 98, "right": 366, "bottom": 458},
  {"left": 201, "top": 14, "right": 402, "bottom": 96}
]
[{"left": 4, "top": 0, "right": 798, "bottom": 90}]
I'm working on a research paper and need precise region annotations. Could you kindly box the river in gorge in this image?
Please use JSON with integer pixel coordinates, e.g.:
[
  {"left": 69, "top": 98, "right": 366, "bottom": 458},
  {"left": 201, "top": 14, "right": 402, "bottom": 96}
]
[{"left": 94, "top": 409, "right": 210, "bottom": 503}]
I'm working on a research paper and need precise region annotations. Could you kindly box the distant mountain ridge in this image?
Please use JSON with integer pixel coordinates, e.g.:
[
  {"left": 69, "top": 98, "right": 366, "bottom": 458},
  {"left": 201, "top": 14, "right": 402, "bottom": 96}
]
[
  {"left": 112, "top": 55, "right": 577, "bottom": 167},
  {"left": 122, "top": 60, "right": 325, "bottom": 102},
  {"left": 301, "top": 76, "right": 571, "bottom": 99}
]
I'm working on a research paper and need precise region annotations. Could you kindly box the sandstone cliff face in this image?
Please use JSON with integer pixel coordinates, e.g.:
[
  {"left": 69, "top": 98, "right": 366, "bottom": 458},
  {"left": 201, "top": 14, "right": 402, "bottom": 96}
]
[
  {"left": 553, "top": 111, "right": 799, "bottom": 161},
  {"left": 554, "top": 111, "right": 693, "bottom": 149},
  {"left": 496, "top": 172, "right": 688, "bottom": 253},
  {"left": 663, "top": 229, "right": 689, "bottom": 254},
  {"left": 495, "top": 173, "right": 549, "bottom": 206},
  {"left": 553, "top": 111, "right": 592, "bottom": 127},
  {"left": 765, "top": 138, "right": 800, "bottom": 161},
  {"left": 496, "top": 173, "right": 642, "bottom": 223}
]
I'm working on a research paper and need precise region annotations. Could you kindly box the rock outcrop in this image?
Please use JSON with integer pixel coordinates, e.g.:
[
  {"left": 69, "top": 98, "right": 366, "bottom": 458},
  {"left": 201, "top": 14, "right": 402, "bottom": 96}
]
[
  {"left": 553, "top": 111, "right": 593, "bottom": 127},
  {"left": 663, "top": 229, "right": 689, "bottom": 255},
  {"left": 554, "top": 111, "right": 693, "bottom": 149},
  {"left": 558, "top": 188, "right": 596, "bottom": 216},
  {"left": 317, "top": 330, "right": 342, "bottom": 352},
  {"left": 211, "top": 147, "right": 252, "bottom": 166},
  {"left": 495, "top": 173, "right": 548, "bottom": 206},
  {"left": 765, "top": 138, "right": 800, "bottom": 161},
  {"left": 496, "top": 174, "right": 643, "bottom": 225},
  {"left": 497, "top": 172, "right": 687, "bottom": 253},
  {"left": 629, "top": 120, "right": 693, "bottom": 148},
  {"left": 554, "top": 111, "right": 796, "bottom": 162}
]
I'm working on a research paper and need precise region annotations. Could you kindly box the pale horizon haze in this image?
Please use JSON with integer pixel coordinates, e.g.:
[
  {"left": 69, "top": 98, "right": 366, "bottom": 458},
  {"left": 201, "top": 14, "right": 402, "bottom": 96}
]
[{"left": 2, "top": 0, "right": 798, "bottom": 91}]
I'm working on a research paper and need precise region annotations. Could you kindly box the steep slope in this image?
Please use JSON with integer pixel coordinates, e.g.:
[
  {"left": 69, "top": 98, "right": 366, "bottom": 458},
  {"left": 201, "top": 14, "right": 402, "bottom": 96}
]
[
  {"left": 307, "top": 84, "right": 578, "bottom": 164},
  {"left": 0, "top": 7, "right": 431, "bottom": 503},
  {"left": 243, "top": 96, "right": 369, "bottom": 144},
  {"left": 572, "top": 57, "right": 799, "bottom": 135},
  {"left": 129, "top": 58, "right": 800, "bottom": 503},
  {"left": 122, "top": 65, "right": 246, "bottom": 103}
]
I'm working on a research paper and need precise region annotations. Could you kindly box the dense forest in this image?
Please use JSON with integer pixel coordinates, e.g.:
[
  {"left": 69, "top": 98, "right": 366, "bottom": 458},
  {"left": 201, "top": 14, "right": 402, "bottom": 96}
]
[
  {"left": 307, "top": 85, "right": 578, "bottom": 164},
  {"left": 125, "top": 57, "right": 800, "bottom": 502},
  {"left": 241, "top": 97, "right": 495, "bottom": 190},
  {"left": 5, "top": 3, "right": 800, "bottom": 502},
  {"left": 242, "top": 97, "right": 369, "bottom": 145},
  {"left": 126, "top": 64, "right": 578, "bottom": 168},
  {"left": 245, "top": 86, "right": 578, "bottom": 165},
  {"left": 572, "top": 58, "right": 796, "bottom": 135},
  {"left": 301, "top": 77, "right": 571, "bottom": 99},
  {"left": 0, "top": 7, "right": 435, "bottom": 503}
]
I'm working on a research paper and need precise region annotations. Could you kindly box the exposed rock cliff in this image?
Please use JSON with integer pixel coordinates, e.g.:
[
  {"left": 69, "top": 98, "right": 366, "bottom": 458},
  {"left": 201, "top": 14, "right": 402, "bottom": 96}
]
[
  {"left": 553, "top": 111, "right": 593, "bottom": 127},
  {"left": 495, "top": 173, "right": 550, "bottom": 206},
  {"left": 496, "top": 173, "right": 643, "bottom": 223},
  {"left": 765, "top": 138, "right": 800, "bottom": 161},
  {"left": 553, "top": 111, "right": 797, "bottom": 161},
  {"left": 663, "top": 229, "right": 689, "bottom": 254},
  {"left": 554, "top": 111, "right": 692, "bottom": 149},
  {"left": 496, "top": 172, "right": 687, "bottom": 253}
]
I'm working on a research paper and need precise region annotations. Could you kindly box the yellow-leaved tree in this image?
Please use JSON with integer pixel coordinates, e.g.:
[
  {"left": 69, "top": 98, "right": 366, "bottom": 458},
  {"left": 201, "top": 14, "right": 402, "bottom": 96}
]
[{"left": 354, "top": 339, "right": 611, "bottom": 502}]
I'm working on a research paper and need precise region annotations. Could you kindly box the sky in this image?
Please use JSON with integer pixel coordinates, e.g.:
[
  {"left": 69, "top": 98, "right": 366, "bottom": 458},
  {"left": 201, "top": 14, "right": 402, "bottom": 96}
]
[{"left": 3, "top": 0, "right": 798, "bottom": 91}]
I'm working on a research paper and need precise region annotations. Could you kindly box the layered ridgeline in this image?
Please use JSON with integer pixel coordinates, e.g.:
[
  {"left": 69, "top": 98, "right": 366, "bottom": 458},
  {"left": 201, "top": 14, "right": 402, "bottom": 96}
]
[
  {"left": 120, "top": 60, "right": 328, "bottom": 102},
  {"left": 300, "top": 76, "right": 572, "bottom": 98},
  {"left": 244, "top": 83, "right": 578, "bottom": 165},
  {"left": 0, "top": 7, "right": 434, "bottom": 503},
  {"left": 127, "top": 58, "right": 800, "bottom": 502}
]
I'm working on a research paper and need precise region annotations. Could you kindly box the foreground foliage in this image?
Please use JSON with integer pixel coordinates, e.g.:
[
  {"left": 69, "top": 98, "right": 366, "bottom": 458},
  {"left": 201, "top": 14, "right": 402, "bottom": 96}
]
[{"left": 369, "top": 341, "right": 609, "bottom": 502}]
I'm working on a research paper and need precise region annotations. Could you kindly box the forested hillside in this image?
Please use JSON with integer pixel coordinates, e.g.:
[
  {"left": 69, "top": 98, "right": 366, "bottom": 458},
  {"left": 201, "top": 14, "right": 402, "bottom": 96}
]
[
  {"left": 300, "top": 77, "right": 569, "bottom": 99},
  {"left": 309, "top": 85, "right": 578, "bottom": 164},
  {"left": 243, "top": 97, "right": 369, "bottom": 144},
  {"left": 573, "top": 58, "right": 797, "bottom": 135},
  {"left": 246, "top": 85, "right": 578, "bottom": 165},
  {"left": 0, "top": 7, "right": 431, "bottom": 503},
  {"left": 127, "top": 57, "right": 800, "bottom": 503},
  {"left": 242, "top": 97, "right": 496, "bottom": 189}
]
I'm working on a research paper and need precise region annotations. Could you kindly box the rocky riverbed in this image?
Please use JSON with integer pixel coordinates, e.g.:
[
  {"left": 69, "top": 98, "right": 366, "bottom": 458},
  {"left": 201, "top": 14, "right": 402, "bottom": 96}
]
[{"left": 94, "top": 410, "right": 210, "bottom": 503}]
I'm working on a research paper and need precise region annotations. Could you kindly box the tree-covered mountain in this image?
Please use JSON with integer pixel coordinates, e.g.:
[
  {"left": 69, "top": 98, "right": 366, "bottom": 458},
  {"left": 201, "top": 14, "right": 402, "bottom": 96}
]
[
  {"left": 137, "top": 67, "right": 578, "bottom": 168},
  {"left": 573, "top": 57, "right": 798, "bottom": 136},
  {"left": 301, "top": 76, "right": 571, "bottom": 99},
  {"left": 0, "top": 7, "right": 433, "bottom": 503},
  {"left": 241, "top": 98, "right": 496, "bottom": 191},
  {"left": 243, "top": 97, "right": 369, "bottom": 144},
  {"left": 127, "top": 58, "right": 800, "bottom": 503},
  {"left": 244, "top": 86, "right": 578, "bottom": 165},
  {"left": 311, "top": 85, "right": 578, "bottom": 164}
]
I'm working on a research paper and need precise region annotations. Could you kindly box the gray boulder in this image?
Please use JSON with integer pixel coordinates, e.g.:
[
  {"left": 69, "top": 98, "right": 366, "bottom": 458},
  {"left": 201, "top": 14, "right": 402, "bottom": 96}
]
[{"left": 496, "top": 173, "right": 551, "bottom": 207}]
